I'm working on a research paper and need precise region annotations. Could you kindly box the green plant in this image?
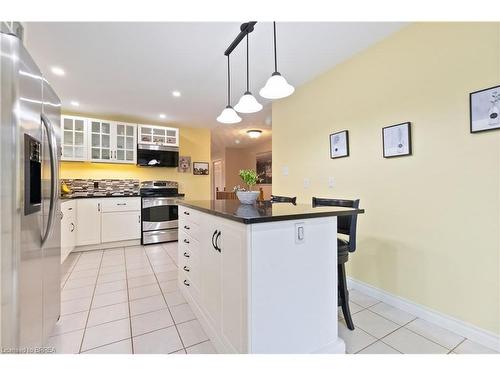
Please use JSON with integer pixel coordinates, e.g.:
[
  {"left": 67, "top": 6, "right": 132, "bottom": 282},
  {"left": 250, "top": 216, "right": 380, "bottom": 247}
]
[{"left": 239, "top": 169, "right": 259, "bottom": 191}]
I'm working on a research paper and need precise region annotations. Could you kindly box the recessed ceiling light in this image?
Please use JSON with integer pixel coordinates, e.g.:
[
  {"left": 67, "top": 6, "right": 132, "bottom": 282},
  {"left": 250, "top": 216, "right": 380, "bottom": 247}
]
[
  {"left": 159, "top": 114, "right": 166, "bottom": 119},
  {"left": 172, "top": 91, "right": 181, "bottom": 97},
  {"left": 70, "top": 101, "right": 79, "bottom": 107},
  {"left": 235, "top": 139, "right": 241, "bottom": 144},
  {"left": 51, "top": 66, "right": 65, "bottom": 76},
  {"left": 246, "top": 130, "right": 262, "bottom": 139}
]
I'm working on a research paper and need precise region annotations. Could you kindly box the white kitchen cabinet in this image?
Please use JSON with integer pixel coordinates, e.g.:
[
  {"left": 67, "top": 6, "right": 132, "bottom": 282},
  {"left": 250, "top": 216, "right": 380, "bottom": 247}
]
[
  {"left": 75, "top": 199, "right": 101, "bottom": 246},
  {"left": 72, "top": 197, "right": 141, "bottom": 248},
  {"left": 178, "top": 204, "right": 344, "bottom": 354},
  {"left": 138, "top": 124, "right": 179, "bottom": 146},
  {"left": 114, "top": 122, "right": 136, "bottom": 163},
  {"left": 61, "top": 115, "right": 87, "bottom": 161},
  {"left": 60, "top": 200, "right": 76, "bottom": 263}
]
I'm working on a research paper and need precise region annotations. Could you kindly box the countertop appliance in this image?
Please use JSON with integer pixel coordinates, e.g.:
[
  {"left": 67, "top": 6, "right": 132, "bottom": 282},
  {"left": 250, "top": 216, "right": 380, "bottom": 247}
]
[
  {"left": 137, "top": 143, "right": 179, "bottom": 167},
  {"left": 1, "top": 28, "right": 61, "bottom": 351},
  {"left": 140, "top": 181, "right": 184, "bottom": 245}
]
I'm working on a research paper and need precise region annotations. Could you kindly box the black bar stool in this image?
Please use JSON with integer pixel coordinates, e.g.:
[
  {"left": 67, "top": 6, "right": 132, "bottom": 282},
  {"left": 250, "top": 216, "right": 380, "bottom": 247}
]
[{"left": 312, "top": 197, "right": 360, "bottom": 330}]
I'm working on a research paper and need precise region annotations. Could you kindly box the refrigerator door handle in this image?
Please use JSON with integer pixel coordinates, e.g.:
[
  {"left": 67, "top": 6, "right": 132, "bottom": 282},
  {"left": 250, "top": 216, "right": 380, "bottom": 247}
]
[{"left": 41, "top": 113, "right": 58, "bottom": 246}]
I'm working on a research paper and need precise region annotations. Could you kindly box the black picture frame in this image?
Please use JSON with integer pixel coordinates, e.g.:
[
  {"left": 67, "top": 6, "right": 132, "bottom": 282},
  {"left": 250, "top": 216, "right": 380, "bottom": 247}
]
[
  {"left": 469, "top": 84, "right": 500, "bottom": 134},
  {"left": 193, "top": 162, "right": 209, "bottom": 175},
  {"left": 382, "top": 122, "right": 412, "bottom": 158},
  {"left": 329, "top": 130, "right": 349, "bottom": 159}
]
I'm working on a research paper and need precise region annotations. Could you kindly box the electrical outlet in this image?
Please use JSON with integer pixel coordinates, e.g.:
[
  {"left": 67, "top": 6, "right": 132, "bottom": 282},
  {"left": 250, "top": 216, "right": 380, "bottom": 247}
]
[
  {"left": 282, "top": 166, "right": 289, "bottom": 176},
  {"left": 303, "top": 178, "right": 310, "bottom": 189},
  {"left": 328, "top": 177, "right": 334, "bottom": 188}
]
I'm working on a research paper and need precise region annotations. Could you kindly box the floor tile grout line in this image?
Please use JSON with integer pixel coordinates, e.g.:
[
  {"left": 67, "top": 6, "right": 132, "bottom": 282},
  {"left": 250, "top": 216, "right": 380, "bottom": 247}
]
[
  {"left": 60, "top": 252, "right": 82, "bottom": 290},
  {"left": 80, "top": 337, "right": 132, "bottom": 354},
  {"left": 78, "top": 250, "right": 104, "bottom": 354},
  {"left": 144, "top": 244, "right": 186, "bottom": 351},
  {"left": 447, "top": 338, "right": 467, "bottom": 354},
  {"left": 123, "top": 247, "right": 135, "bottom": 354},
  {"left": 350, "top": 289, "right": 462, "bottom": 353}
]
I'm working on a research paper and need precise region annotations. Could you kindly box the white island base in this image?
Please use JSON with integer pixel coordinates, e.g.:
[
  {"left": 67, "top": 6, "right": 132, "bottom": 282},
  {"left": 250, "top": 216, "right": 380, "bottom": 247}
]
[{"left": 178, "top": 204, "right": 345, "bottom": 354}]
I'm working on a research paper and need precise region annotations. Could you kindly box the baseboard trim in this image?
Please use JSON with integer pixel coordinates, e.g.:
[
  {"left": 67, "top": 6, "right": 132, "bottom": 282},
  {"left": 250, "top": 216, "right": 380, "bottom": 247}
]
[
  {"left": 73, "top": 239, "right": 140, "bottom": 252},
  {"left": 347, "top": 277, "right": 500, "bottom": 352}
]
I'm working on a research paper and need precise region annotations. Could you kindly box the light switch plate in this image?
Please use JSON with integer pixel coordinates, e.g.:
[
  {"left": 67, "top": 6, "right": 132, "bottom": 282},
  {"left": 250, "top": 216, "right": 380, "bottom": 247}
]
[
  {"left": 328, "top": 177, "right": 334, "bottom": 188},
  {"left": 282, "top": 166, "right": 289, "bottom": 176},
  {"left": 303, "top": 178, "right": 310, "bottom": 189}
]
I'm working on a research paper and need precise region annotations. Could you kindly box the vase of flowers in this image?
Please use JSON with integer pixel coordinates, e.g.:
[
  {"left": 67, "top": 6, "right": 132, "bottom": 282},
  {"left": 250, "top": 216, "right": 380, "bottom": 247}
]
[{"left": 235, "top": 169, "right": 260, "bottom": 204}]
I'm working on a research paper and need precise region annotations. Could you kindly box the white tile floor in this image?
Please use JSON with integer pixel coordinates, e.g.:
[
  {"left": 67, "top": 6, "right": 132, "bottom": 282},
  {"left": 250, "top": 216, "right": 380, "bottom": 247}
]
[
  {"left": 50, "top": 242, "right": 216, "bottom": 354},
  {"left": 52, "top": 242, "right": 499, "bottom": 355}
]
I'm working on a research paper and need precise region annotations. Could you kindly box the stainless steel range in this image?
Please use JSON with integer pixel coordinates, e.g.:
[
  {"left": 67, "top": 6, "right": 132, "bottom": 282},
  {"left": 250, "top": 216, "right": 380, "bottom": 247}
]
[{"left": 140, "top": 181, "right": 184, "bottom": 245}]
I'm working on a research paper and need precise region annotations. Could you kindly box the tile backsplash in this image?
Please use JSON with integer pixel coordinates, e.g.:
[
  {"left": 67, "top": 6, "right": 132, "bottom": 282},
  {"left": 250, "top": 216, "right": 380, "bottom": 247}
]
[{"left": 62, "top": 179, "right": 140, "bottom": 198}]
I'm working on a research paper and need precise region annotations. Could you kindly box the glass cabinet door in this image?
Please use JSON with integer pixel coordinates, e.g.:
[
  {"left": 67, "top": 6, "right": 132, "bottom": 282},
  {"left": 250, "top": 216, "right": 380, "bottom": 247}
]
[
  {"left": 62, "top": 116, "right": 87, "bottom": 161},
  {"left": 115, "top": 123, "right": 136, "bottom": 163},
  {"left": 90, "top": 120, "right": 111, "bottom": 162}
]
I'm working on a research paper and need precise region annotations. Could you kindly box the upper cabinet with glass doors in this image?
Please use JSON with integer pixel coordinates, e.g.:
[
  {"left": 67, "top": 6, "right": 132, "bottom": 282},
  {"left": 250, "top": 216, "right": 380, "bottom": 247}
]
[
  {"left": 139, "top": 124, "right": 179, "bottom": 147},
  {"left": 61, "top": 115, "right": 137, "bottom": 164},
  {"left": 89, "top": 119, "right": 137, "bottom": 164},
  {"left": 62, "top": 115, "right": 88, "bottom": 161}
]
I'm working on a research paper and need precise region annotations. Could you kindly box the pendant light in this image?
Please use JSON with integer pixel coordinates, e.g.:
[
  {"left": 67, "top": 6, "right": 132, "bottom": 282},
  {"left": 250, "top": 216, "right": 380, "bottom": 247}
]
[
  {"left": 217, "top": 55, "right": 242, "bottom": 124},
  {"left": 259, "top": 22, "right": 295, "bottom": 99},
  {"left": 234, "top": 33, "right": 263, "bottom": 113}
]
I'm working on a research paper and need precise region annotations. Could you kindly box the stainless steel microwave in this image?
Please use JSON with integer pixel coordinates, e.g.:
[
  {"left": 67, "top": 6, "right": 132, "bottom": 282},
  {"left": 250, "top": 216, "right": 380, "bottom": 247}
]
[{"left": 137, "top": 143, "right": 179, "bottom": 167}]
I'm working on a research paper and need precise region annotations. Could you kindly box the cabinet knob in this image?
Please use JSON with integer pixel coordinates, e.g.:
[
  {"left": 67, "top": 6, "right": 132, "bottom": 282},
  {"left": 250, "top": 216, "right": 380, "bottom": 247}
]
[
  {"left": 183, "top": 252, "right": 190, "bottom": 258},
  {"left": 183, "top": 280, "right": 190, "bottom": 287},
  {"left": 183, "top": 266, "right": 190, "bottom": 272}
]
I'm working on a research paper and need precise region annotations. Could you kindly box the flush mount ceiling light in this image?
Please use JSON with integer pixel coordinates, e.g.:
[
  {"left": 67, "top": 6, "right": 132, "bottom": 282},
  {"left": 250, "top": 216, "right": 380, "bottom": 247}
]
[
  {"left": 51, "top": 66, "right": 65, "bottom": 76},
  {"left": 259, "top": 22, "right": 295, "bottom": 99},
  {"left": 159, "top": 114, "right": 166, "bottom": 119},
  {"left": 172, "top": 91, "right": 181, "bottom": 97},
  {"left": 246, "top": 129, "right": 262, "bottom": 138},
  {"left": 217, "top": 55, "right": 241, "bottom": 124},
  {"left": 234, "top": 33, "right": 262, "bottom": 114},
  {"left": 70, "top": 100, "right": 79, "bottom": 107}
]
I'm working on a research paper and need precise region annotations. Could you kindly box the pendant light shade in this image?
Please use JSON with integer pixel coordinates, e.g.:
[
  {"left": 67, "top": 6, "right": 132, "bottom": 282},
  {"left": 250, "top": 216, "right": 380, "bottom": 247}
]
[
  {"left": 259, "top": 22, "right": 294, "bottom": 100},
  {"left": 217, "top": 105, "right": 242, "bottom": 124},
  {"left": 235, "top": 34, "right": 262, "bottom": 113},
  {"left": 217, "top": 55, "right": 241, "bottom": 124}
]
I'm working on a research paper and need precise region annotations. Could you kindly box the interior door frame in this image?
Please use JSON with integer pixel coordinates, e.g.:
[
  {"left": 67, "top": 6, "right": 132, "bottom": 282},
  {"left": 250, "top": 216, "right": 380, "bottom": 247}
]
[{"left": 212, "top": 159, "right": 224, "bottom": 200}]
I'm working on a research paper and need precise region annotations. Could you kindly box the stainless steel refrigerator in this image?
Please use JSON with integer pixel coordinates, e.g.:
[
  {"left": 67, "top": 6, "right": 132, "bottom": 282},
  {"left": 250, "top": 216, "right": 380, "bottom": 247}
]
[{"left": 1, "top": 26, "right": 61, "bottom": 352}]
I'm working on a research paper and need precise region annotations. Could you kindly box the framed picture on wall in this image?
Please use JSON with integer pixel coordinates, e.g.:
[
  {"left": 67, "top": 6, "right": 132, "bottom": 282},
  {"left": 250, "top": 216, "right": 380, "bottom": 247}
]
[
  {"left": 193, "top": 162, "right": 209, "bottom": 175},
  {"left": 470, "top": 85, "right": 500, "bottom": 133},
  {"left": 256, "top": 152, "right": 272, "bottom": 184},
  {"left": 382, "top": 122, "right": 412, "bottom": 158},
  {"left": 178, "top": 156, "right": 191, "bottom": 173},
  {"left": 329, "top": 130, "right": 349, "bottom": 159}
]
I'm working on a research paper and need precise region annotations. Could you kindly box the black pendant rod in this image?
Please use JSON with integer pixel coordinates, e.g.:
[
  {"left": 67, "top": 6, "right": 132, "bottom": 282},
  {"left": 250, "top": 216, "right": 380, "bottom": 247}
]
[
  {"left": 224, "top": 22, "right": 257, "bottom": 56},
  {"left": 246, "top": 33, "right": 249, "bottom": 92},
  {"left": 226, "top": 55, "right": 230, "bottom": 106},
  {"left": 273, "top": 21, "right": 278, "bottom": 72}
]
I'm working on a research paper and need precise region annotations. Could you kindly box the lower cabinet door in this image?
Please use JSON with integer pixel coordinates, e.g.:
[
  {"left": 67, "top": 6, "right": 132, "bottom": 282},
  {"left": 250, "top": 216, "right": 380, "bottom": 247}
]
[
  {"left": 101, "top": 211, "right": 141, "bottom": 243},
  {"left": 76, "top": 199, "right": 101, "bottom": 246},
  {"left": 200, "top": 224, "right": 222, "bottom": 332}
]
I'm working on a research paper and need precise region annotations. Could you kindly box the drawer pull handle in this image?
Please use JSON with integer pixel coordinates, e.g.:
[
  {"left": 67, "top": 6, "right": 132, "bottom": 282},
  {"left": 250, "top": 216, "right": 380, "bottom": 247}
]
[
  {"left": 183, "top": 239, "right": 190, "bottom": 244},
  {"left": 183, "top": 252, "right": 190, "bottom": 258},
  {"left": 184, "top": 225, "right": 190, "bottom": 230},
  {"left": 70, "top": 223, "right": 75, "bottom": 232},
  {"left": 117, "top": 203, "right": 127, "bottom": 206},
  {"left": 184, "top": 211, "right": 190, "bottom": 215},
  {"left": 183, "top": 266, "right": 190, "bottom": 272},
  {"left": 67, "top": 207, "right": 73, "bottom": 211},
  {"left": 183, "top": 280, "right": 190, "bottom": 286}
]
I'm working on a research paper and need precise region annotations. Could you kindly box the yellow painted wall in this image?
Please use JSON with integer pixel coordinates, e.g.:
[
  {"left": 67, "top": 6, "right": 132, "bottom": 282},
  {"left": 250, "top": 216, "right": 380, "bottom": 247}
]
[
  {"left": 273, "top": 23, "right": 500, "bottom": 334},
  {"left": 60, "top": 115, "right": 211, "bottom": 200}
]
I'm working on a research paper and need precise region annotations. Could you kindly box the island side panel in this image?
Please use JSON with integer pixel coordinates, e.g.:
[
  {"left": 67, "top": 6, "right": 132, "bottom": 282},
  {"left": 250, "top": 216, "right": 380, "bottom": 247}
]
[{"left": 249, "top": 216, "right": 342, "bottom": 353}]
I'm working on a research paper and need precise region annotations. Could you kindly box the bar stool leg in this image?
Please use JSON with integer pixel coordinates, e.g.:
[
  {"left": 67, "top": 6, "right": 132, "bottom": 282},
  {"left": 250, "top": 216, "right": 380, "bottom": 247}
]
[{"left": 338, "top": 263, "right": 355, "bottom": 330}]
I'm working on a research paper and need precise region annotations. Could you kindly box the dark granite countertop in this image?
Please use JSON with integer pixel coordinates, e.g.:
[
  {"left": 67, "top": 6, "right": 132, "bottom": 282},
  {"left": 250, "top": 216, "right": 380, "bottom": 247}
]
[{"left": 178, "top": 200, "right": 364, "bottom": 224}]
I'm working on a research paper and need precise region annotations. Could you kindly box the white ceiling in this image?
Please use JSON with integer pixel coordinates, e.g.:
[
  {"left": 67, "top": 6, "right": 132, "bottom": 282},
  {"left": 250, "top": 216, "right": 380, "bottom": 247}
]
[{"left": 25, "top": 22, "right": 406, "bottom": 130}]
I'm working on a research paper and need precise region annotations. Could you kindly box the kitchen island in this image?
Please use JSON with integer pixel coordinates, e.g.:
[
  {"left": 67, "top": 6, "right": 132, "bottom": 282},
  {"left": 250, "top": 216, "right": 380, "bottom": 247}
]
[{"left": 177, "top": 200, "right": 364, "bottom": 354}]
